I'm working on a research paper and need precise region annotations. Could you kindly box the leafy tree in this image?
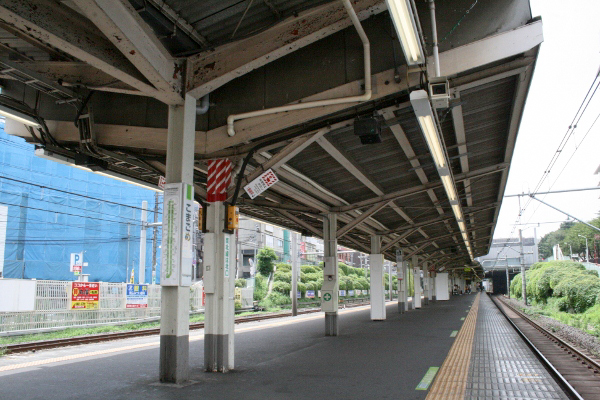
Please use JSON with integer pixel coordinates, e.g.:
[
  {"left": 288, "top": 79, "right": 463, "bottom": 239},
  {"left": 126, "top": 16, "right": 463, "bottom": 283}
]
[
  {"left": 235, "top": 278, "right": 246, "bottom": 288},
  {"left": 257, "top": 247, "right": 277, "bottom": 276}
]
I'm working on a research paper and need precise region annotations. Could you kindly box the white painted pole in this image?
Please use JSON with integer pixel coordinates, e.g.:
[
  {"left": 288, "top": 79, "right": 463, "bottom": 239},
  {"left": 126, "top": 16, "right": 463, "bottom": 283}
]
[
  {"left": 291, "top": 232, "right": 298, "bottom": 316},
  {"left": 139, "top": 201, "right": 147, "bottom": 284}
]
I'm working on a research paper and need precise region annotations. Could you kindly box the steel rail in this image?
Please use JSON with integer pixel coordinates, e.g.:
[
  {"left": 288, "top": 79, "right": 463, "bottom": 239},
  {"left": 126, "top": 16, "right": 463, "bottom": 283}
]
[
  {"left": 490, "top": 295, "right": 585, "bottom": 400},
  {"left": 2, "top": 301, "right": 371, "bottom": 354}
]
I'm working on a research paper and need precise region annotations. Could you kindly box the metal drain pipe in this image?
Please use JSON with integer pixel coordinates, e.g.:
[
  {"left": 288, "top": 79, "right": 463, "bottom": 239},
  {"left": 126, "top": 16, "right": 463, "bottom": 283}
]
[
  {"left": 428, "top": 0, "right": 440, "bottom": 77},
  {"left": 226, "top": 0, "right": 371, "bottom": 137}
]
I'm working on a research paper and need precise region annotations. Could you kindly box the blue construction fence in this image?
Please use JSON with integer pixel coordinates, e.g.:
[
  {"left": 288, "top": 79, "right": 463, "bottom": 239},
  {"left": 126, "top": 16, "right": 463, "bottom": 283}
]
[{"left": 0, "top": 121, "right": 162, "bottom": 283}]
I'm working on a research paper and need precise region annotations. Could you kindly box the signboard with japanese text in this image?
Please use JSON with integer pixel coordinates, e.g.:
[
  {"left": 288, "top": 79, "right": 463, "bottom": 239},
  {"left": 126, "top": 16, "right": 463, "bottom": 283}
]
[
  {"left": 126, "top": 284, "right": 148, "bottom": 308},
  {"left": 224, "top": 236, "right": 231, "bottom": 278},
  {"left": 395, "top": 249, "right": 404, "bottom": 280},
  {"left": 180, "top": 184, "right": 194, "bottom": 286},
  {"left": 243, "top": 169, "right": 279, "bottom": 199},
  {"left": 161, "top": 183, "right": 181, "bottom": 286},
  {"left": 339, "top": 290, "right": 346, "bottom": 296},
  {"left": 71, "top": 282, "right": 99, "bottom": 310},
  {"left": 158, "top": 176, "right": 166, "bottom": 190},
  {"left": 161, "top": 183, "right": 194, "bottom": 287},
  {"left": 348, "top": 290, "right": 355, "bottom": 296},
  {"left": 306, "top": 290, "right": 315, "bottom": 299}
]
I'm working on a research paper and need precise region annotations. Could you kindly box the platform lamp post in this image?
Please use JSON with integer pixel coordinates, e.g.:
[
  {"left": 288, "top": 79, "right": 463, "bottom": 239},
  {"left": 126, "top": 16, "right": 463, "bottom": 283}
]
[{"left": 578, "top": 234, "right": 589, "bottom": 262}]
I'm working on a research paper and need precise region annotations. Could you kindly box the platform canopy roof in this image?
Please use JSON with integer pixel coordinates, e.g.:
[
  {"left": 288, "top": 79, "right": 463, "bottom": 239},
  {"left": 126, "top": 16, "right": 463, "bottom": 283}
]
[{"left": 0, "top": 0, "right": 543, "bottom": 273}]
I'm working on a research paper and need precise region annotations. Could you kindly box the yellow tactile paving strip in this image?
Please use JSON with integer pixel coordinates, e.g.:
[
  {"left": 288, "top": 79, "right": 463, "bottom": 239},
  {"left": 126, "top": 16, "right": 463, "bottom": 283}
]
[
  {"left": 426, "top": 293, "right": 480, "bottom": 400},
  {"left": 0, "top": 305, "right": 369, "bottom": 373}
]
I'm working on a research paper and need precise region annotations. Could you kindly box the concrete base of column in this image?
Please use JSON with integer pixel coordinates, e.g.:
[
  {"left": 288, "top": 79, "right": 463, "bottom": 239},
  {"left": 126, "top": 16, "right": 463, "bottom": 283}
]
[
  {"left": 325, "top": 312, "right": 338, "bottom": 336},
  {"left": 159, "top": 335, "right": 189, "bottom": 383},
  {"left": 432, "top": 295, "right": 436, "bottom": 302},
  {"left": 204, "top": 334, "right": 231, "bottom": 372},
  {"left": 398, "top": 301, "right": 405, "bottom": 314}
]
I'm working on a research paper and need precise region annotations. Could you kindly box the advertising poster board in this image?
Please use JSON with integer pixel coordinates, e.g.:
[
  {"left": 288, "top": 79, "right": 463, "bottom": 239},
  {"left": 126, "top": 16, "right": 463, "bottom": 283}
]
[
  {"left": 71, "top": 282, "right": 100, "bottom": 310},
  {"left": 126, "top": 284, "right": 148, "bottom": 308}
]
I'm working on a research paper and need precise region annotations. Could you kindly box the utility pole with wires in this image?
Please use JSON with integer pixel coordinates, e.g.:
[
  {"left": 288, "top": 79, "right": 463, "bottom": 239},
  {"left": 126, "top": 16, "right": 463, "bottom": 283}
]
[{"left": 519, "top": 229, "right": 527, "bottom": 305}]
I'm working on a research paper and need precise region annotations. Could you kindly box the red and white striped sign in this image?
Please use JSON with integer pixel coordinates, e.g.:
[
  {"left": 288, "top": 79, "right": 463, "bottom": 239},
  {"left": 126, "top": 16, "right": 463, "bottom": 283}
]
[{"left": 207, "top": 158, "right": 232, "bottom": 202}]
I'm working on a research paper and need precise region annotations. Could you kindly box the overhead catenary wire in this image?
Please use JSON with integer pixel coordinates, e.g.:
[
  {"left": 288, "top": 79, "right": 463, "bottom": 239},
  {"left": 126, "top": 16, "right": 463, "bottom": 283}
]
[{"left": 0, "top": 174, "right": 162, "bottom": 214}]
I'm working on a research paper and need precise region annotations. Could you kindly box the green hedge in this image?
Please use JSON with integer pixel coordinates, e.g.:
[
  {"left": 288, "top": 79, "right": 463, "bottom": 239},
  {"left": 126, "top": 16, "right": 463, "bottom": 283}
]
[{"left": 511, "top": 261, "right": 600, "bottom": 313}]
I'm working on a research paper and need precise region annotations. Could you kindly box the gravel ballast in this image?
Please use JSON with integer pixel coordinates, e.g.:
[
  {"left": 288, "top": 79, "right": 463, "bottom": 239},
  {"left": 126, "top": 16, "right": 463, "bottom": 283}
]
[{"left": 503, "top": 297, "right": 600, "bottom": 360}]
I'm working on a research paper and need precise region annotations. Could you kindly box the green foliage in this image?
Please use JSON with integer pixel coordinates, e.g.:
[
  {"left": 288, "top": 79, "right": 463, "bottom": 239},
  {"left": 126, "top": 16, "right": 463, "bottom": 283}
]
[
  {"left": 234, "top": 300, "right": 242, "bottom": 310},
  {"left": 339, "top": 262, "right": 350, "bottom": 276},
  {"left": 305, "top": 280, "right": 321, "bottom": 291},
  {"left": 276, "top": 263, "right": 291, "bottom": 272},
  {"left": 537, "top": 218, "right": 600, "bottom": 260},
  {"left": 272, "top": 281, "right": 291, "bottom": 294},
  {"left": 259, "top": 292, "right": 291, "bottom": 309},
  {"left": 274, "top": 270, "right": 291, "bottom": 282},
  {"left": 301, "top": 265, "right": 318, "bottom": 274},
  {"left": 301, "top": 272, "right": 321, "bottom": 283},
  {"left": 356, "top": 277, "right": 369, "bottom": 290},
  {"left": 253, "top": 273, "right": 268, "bottom": 301},
  {"left": 257, "top": 247, "right": 278, "bottom": 276},
  {"left": 235, "top": 278, "right": 246, "bottom": 288},
  {"left": 511, "top": 261, "right": 600, "bottom": 313},
  {"left": 297, "top": 282, "right": 307, "bottom": 294}
]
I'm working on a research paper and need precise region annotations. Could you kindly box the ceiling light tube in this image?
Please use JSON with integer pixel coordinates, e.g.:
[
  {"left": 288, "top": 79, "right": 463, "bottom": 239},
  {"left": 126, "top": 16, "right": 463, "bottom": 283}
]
[
  {"left": 385, "top": 0, "right": 424, "bottom": 65},
  {"left": 451, "top": 204, "right": 463, "bottom": 220},
  {"left": 0, "top": 104, "right": 41, "bottom": 128},
  {"left": 440, "top": 175, "right": 457, "bottom": 202},
  {"left": 418, "top": 116, "right": 446, "bottom": 169}
]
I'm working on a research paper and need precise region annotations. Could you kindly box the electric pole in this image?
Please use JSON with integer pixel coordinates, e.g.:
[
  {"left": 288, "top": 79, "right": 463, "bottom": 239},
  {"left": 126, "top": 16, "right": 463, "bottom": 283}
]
[{"left": 519, "top": 229, "right": 527, "bottom": 305}]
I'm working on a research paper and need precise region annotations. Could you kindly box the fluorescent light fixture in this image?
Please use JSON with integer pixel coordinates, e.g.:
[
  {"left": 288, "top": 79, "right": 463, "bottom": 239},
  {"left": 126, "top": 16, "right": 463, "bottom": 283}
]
[
  {"left": 385, "top": 0, "right": 424, "bottom": 65},
  {"left": 411, "top": 89, "right": 475, "bottom": 261},
  {"left": 451, "top": 204, "right": 462, "bottom": 221},
  {"left": 35, "top": 148, "right": 162, "bottom": 192},
  {"left": 417, "top": 116, "right": 446, "bottom": 169},
  {"left": 440, "top": 175, "right": 457, "bottom": 203},
  {"left": 411, "top": 90, "right": 447, "bottom": 172},
  {"left": 0, "top": 104, "right": 41, "bottom": 128}
]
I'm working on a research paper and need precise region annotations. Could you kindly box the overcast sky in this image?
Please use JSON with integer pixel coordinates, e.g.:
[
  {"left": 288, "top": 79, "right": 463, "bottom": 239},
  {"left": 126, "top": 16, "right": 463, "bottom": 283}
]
[{"left": 493, "top": 0, "right": 600, "bottom": 242}]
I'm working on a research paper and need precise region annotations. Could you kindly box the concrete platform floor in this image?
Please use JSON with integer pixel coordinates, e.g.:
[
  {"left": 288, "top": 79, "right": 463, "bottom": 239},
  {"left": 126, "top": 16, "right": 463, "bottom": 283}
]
[{"left": 0, "top": 295, "right": 477, "bottom": 400}]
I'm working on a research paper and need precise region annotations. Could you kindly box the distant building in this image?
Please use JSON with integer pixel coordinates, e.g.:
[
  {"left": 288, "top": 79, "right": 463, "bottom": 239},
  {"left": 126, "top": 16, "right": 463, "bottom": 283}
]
[
  {"left": 0, "top": 126, "right": 159, "bottom": 283},
  {"left": 477, "top": 237, "right": 538, "bottom": 270}
]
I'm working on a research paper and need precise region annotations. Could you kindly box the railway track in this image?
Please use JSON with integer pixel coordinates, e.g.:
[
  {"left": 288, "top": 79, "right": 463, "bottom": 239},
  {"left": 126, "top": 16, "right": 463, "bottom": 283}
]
[
  {"left": 2, "top": 301, "right": 370, "bottom": 355},
  {"left": 491, "top": 294, "right": 600, "bottom": 400}
]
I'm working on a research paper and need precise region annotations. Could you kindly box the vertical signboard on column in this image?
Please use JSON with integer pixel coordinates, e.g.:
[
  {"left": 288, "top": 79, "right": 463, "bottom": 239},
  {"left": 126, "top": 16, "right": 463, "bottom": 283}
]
[
  {"left": 395, "top": 249, "right": 403, "bottom": 280},
  {"left": 181, "top": 184, "right": 194, "bottom": 286},
  {"left": 161, "top": 183, "right": 194, "bottom": 287},
  {"left": 161, "top": 183, "right": 181, "bottom": 286},
  {"left": 224, "top": 236, "right": 230, "bottom": 278}
]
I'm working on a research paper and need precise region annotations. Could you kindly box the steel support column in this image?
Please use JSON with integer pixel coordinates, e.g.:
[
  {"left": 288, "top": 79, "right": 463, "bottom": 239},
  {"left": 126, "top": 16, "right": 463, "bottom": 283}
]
[
  {"left": 159, "top": 95, "right": 196, "bottom": 383},
  {"left": 203, "top": 201, "right": 236, "bottom": 372},
  {"left": 322, "top": 213, "right": 338, "bottom": 336},
  {"left": 396, "top": 248, "right": 407, "bottom": 313},
  {"left": 422, "top": 261, "right": 429, "bottom": 306},
  {"left": 412, "top": 255, "right": 421, "bottom": 309},
  {"left": 369, "top": 235, "right": 385, "bottom": 320}
]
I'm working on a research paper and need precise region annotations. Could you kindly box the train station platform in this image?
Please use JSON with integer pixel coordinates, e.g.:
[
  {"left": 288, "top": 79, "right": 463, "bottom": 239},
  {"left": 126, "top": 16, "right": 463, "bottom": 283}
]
[{"left": 0, "top": 294, "right": 570, "bottom": 400}]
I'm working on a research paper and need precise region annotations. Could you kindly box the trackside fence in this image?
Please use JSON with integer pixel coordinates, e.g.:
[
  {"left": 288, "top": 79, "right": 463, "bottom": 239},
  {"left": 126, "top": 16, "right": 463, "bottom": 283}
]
[{"left": 0, "top": 280, "right": 204, "bottom": 334}]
